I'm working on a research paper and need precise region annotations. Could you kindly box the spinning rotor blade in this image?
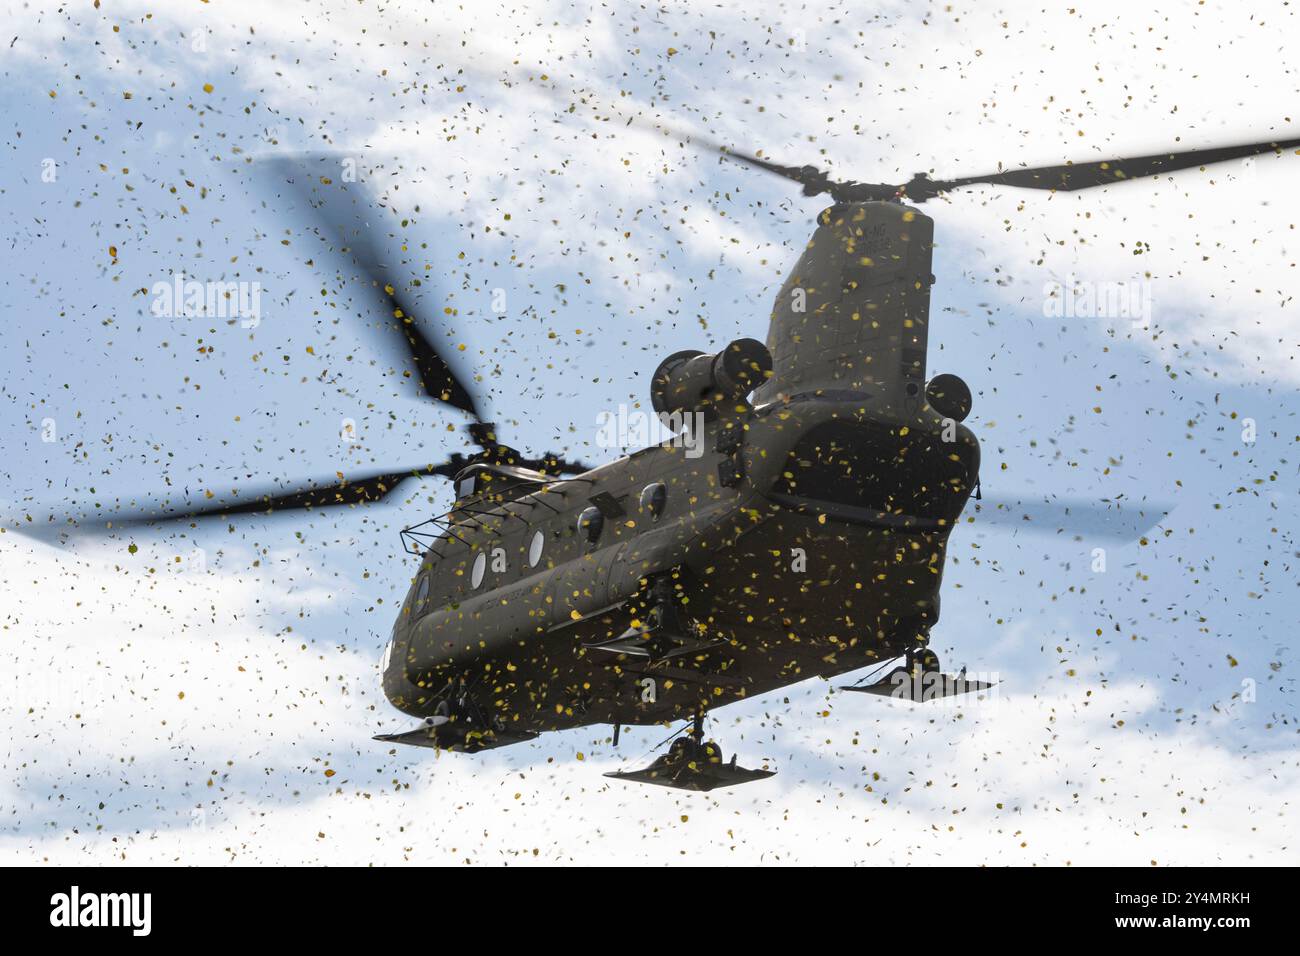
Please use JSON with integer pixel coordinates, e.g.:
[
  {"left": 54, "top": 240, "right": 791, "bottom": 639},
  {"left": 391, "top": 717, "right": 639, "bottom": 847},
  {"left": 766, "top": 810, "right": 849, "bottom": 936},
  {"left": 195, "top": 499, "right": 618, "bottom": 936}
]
[
  {"left": 707, "top": 134, "right": 1300, "bottom": 204},
  {"left": 963, "top": 495, "right": 1170, "bottom": 542},
  {"left": 260, "top": 155, "right": 585, "bottom": 466},
  {"left": 910, "top": 136, "right": 1300, "bottom": 201},
  {"left": 17, "top": 453, "right": 595, "bottom": 536},
  {"left": 17, "top": 154, "right": 599, "bottom": 540},
  {"left": 54, "top": 449, "right": 593, "bottom": 530},
  {"left": 715, "top": 146, "right": 837, "bottom": 197},
  {"left": 67, "top": 462, "right": 471, "bottom": 529},
  {"left": 260, "top": 155, "right": 483, "bottom": 418}
]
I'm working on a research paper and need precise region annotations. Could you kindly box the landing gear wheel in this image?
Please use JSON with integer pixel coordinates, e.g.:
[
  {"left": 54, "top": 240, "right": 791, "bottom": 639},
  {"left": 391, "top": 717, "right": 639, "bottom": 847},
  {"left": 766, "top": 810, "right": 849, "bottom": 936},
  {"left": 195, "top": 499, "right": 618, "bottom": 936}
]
[
  {"left": 426, "top": 698, "right": 452, "bottom": 728},
  {"left": 667, "top": 737, "right": 695, "bottom": 764},
  {"left": 605, "top": 710, "right": 773, "bottom": 790},
  {"left": 913, "top": 648, "right": 941, "bottom": 674}
]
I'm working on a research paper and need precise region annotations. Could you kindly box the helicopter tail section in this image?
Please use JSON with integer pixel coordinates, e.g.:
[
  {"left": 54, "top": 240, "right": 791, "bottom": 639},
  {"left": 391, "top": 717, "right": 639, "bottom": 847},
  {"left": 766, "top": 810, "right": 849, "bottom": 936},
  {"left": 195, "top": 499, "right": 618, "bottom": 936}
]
[{"left": 752, "top": 201, "right": 935, "bottom": 416}]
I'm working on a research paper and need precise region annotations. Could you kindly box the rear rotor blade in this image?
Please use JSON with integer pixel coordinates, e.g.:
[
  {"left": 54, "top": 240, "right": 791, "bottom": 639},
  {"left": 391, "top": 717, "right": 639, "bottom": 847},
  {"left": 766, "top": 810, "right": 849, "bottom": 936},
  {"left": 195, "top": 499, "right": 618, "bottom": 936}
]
[
  {"left": 696, "top": 130, "right": 1300, "bottom": 205},
  {"left": 909, "top": 137, "right": 1300, "bottom": 201},
  {"left": 260, "top": 154, "right": 483, "bottom": 418},
  {"left": 717, "top": 147, "right": 834, "bottom": 197},
  {"left": 712, "top": 144, "right": 899, "bottom": 202},
  {"left": 963, "top": 494, "right": 1171, "bottom": 542}
]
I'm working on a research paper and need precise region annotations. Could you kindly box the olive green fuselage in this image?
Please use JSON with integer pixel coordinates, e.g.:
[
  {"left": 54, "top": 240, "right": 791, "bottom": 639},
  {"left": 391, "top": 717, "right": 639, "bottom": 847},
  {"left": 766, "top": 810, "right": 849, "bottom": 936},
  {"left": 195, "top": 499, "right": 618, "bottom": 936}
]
[{"left": 381, "top": 396, "right": 979, "bottom": 734}]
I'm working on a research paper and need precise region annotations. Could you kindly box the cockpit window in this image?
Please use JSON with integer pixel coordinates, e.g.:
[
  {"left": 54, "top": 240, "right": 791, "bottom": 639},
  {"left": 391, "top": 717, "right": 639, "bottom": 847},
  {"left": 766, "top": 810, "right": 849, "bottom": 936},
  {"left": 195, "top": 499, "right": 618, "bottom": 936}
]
[{"left": 415, "top": 575, "right": 430, "bottom": 608}]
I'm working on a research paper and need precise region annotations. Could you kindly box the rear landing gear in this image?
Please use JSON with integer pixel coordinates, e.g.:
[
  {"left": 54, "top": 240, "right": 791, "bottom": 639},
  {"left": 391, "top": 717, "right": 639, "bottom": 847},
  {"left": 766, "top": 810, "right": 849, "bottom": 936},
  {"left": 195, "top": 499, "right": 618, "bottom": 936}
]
[
  {"left": 840, "top": 643, "right": 996, "bottom": 703},
  {"left": 603, "top": 711, "right": 774, "bottom": 792}
]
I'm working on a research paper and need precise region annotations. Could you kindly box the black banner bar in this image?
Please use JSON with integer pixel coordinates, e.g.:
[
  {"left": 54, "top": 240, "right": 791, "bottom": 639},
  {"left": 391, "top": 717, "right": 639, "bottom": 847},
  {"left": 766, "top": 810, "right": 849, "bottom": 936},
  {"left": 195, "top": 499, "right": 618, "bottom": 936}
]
[{"left": 3, "top": 867, "right": 1277, "bottom": 939}]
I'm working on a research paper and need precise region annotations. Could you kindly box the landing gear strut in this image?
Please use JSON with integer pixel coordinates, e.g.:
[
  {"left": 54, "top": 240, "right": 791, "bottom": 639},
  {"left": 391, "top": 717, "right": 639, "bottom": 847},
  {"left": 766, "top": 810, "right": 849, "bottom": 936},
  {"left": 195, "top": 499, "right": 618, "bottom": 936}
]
[{"left": 603, "top": 711, "right": 775, "bottom": 792}]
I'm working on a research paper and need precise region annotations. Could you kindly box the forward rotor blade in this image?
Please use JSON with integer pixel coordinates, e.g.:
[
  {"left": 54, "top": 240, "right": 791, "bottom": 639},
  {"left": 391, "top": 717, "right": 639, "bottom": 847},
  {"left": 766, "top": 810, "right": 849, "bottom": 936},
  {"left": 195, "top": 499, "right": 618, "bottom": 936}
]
[
  {"left": 13, "top": 450, "right": 596, "bottom": 539},
  {"left": 74, "top": 462, "right": 467, "bottom": 529},
  {"left": 962, "top": 494, "right": 1171, "bottom": 542},
  {"left": 915, "top": 137, "right": 1300, "bottom": 201},
  {"left": 260, "top": 154, "right": 483, "bottom": 418}
]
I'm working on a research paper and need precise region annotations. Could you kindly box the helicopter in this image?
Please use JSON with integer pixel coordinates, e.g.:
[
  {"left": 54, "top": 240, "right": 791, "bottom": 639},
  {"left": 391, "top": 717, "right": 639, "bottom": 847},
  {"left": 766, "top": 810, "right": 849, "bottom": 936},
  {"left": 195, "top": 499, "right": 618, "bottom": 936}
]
[{"left": 26, "top": 132, "right": 1298, "bottom": 791}]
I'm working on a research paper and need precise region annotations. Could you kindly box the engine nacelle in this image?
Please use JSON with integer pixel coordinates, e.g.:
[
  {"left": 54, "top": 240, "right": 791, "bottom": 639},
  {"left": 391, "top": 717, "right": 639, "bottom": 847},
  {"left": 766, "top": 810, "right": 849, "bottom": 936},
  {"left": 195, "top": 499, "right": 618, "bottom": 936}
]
[
  {"left": 924, "top": 373, "right": 972, "bottom": 422},
  {"left": 650, "top": 338, "right": 772, "bottom": 418}
]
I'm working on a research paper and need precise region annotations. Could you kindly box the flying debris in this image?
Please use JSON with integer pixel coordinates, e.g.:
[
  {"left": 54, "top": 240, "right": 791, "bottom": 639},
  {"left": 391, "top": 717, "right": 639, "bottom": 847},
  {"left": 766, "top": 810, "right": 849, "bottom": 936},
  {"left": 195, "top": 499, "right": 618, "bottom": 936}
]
[{"left": 33, "top": 129, "right": 1295, "bottom": 792}]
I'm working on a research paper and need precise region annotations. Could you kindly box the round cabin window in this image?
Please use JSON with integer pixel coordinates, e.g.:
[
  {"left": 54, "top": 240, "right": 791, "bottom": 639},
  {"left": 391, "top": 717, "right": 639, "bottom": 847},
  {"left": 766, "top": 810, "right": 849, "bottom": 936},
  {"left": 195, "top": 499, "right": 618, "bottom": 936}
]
[
  {"left": 577, "top": 506, "right": 604, "bottom": 544},
  {"left": 639, "top": 482, "right": 667, "bottom": 520},
  {"left": 528, "top": 529, "right": 545, "bottom": 567},
  {"left": 470, "top": 552, "right": 487, "bottom": 588}
]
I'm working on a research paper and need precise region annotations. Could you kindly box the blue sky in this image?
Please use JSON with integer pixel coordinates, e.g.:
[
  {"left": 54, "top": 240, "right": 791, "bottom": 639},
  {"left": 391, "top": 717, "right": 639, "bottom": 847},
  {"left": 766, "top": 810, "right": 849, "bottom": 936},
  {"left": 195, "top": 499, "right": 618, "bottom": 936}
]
[{"left": 0, "top": 0, "right": 1296, "bottom": 864}]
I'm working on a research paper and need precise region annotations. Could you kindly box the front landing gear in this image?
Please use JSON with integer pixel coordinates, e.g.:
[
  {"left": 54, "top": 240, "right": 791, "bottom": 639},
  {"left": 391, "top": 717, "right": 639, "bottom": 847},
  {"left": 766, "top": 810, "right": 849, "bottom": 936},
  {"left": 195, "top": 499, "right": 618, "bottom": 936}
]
[
  {"left": 374, "top": 684, "right": 538, "bottom": 753},
  {"left": 604, "top": 713, "right": 775, "bottom": 792}
]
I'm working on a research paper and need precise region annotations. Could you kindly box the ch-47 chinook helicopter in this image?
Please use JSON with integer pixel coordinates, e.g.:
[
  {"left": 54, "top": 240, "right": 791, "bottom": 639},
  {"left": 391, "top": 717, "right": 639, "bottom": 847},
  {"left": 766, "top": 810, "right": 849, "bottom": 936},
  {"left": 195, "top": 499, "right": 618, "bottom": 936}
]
[{"left": 35, "top": 133, "right": 1299, "bottom": 790}]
